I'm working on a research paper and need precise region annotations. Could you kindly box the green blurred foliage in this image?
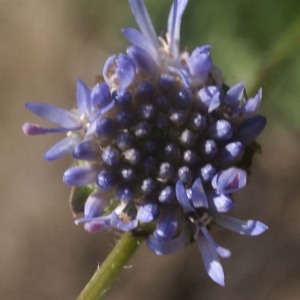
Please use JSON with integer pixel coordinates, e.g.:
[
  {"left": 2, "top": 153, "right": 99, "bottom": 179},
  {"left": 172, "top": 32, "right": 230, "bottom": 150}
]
[{"left": 70, "top": 0, "right": 300, "bottom": 130}]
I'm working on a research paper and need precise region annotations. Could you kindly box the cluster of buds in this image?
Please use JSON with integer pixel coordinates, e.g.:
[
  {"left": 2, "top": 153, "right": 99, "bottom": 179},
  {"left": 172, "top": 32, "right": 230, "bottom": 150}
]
[{"left": 23, "top": 0, "right": 267, "bottom": 285}]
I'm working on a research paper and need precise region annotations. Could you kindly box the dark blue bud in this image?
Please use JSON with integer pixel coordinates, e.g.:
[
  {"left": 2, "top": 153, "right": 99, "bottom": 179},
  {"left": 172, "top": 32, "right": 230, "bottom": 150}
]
[
  {"left": 180, "top": 129, "right": 197, "bottom": 148},
  {"left": 169, "top": 109, "right": 188, "bottom": 126},
  {"left": 117, "top": 186, "right": 134, "bottom": 202},
  {"left": 96, "top": 117, "right": 115, "bottom": 137},
  {"left": 177, "top": 88, "right": 192, "bottom": 109},
  {"left": 158, "top": 73, "right": 176, "bottom": 90},
  {"left": 164, "top": 143, "right": 180, "bottom": 163},
  {"left": 183, "top": 150, "right": 199, "bottom": 166},
  {"left": 219, "top": 141, "right": 244, "bottom": 165},
  {"left": 121, "top": 167, "right": 136, "bottom": 183},
  {"left": 124, "top": 148, "right": 141, "bottom": 165},
  {"left": 97, "top": 170, "right": 116, "bottom": 190},
  {"left": 208, "top": 119, "right": 232, "bottom": 141},
  {"left": 188, "top": 113, "right": 207, "bottom": 132},
  {"left": 135, "top": 81, "right": 155, "bottom": 103},
  {"left": 142, "top": 156, "right": 156, "bottom": 176},
  {"left": 141, "top": 140, "right": 156, "bottom": 152},
  {"left": 73, "top": 140, "right": 100, "bottom": 160},
  {"left": 235, "top": 115, "right": 266, "bottom": 145},
  {"left": 138, "top": 104, "right": 155, "bottom": 120},
  {"left": 198, "top": 163, "right": 216, "bottom": 182},
  {"left": 141, "top": 178, "right": 157, "bottom": 194},
  {"left": 188, "top": 45, "right": 212, "bottom": 83},
  {"left": 134, "top": 121, "right": 151, "bottom": 139},
  {"left": 137, "top": 203, "right": 159, "bottom": 223},
  {"left": 158, "top": 186, "right": 175, "bottom": 203},
  {"left": 224, "top": 82, "right": 244, "bottom": 107},
  {"left": 178, "top": 166, "right": 193, "bottom": 185},
  {"left": 112, "top": 89, "right": 132, "bottom": 106},
  {"left": 158, "top": 162, "right": 175, "bottom": 182},
  {"left": 84, "top": 191, "right": 107, "bottom": 217},
  {"left": 116, "top": 131, "right": 134, "bottom": 150},
  {"left": 155, "top": 114, "right": 169, "bottom": 129},
  {"left": 200, "top": 139, "right": 218, "bottom": 159},
  {"left": 155, "top": 210, "right": 178, "bottom": 240},
  {"left": 115, "top": 110, "right": 134, "bottom": 127},
  {"left": 102, "top": 146, "right": 121, "bottom": 167},
  {"left": 91, "top": 82, "right": 111, "bottom": 110},
  {"left": 155, "top": 95, "right": 171, "bottom": 112},
  {"left": 64, "top": 165, "right": 99, "bottom": 186}
]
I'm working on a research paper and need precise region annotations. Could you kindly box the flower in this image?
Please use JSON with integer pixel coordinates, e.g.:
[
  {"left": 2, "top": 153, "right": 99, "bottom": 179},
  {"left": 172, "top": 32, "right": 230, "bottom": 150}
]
[
  {"left": 22, "top": 79, "right": 114, "bottom": 160},
  {"left": 23, "top": 0, "right": 268, "bottom": 286},
  {"left": 147, "top": 177, "right": 267, "bottom": 286}
]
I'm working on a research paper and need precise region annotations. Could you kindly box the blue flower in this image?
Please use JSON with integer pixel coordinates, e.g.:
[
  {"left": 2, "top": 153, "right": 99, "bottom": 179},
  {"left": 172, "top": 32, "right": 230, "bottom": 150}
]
[
  {"left": 22, "top": 79, "right": 114, "bottom": 160},
  {"left": 23, "top": 0, "right": 268, "bottom": 286},
  {"left": 176, "top": 178, "right": 267, "bottom": 285}
]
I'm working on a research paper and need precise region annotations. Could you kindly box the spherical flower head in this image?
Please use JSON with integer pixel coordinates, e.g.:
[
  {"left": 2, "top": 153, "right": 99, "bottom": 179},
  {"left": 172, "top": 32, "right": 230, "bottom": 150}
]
[{"left": 23, "top": 0, "right": 268, "bottom": 286}]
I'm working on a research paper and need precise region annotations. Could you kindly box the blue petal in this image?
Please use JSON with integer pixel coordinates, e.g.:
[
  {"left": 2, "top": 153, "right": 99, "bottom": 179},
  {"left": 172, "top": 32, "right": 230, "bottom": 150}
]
[
  {"left": 103, "top": 54, "right": 117, "bottom": 86},
  {"left": 213, "top": 214, "right": 268, "bottom": 236},
  {"left": 235, "top": 115, "right": 267, "bottom": 146},
  {"left": 63, "top": 165, "right": 99, "bottom": 186},
  {"left": 76, "top": 79, "right": 92, "bottom": 116},
  {"left": 191, "top": 178, "right": 208, "bottom": 208},
  {"left": 177, "top": 67, "right": 190, "bottom": 87},
  {"left": 242, "top": 88, "right": 262, "bottom": 116},
  {"left": 167, "top": 0, "right": 188, "bottom": 57},
  {"left": 22, "top": 122, "right": 80, "bottom": 135},
  {"left": 83, "top": 218, "right": 112, "bottom": 232},
  {"left": 73, "top": 140, "right": 101, "bottom": 160},
  {"left": 44, "top": 135, "right": 81, "bottom": 160},
  {"left": 116, "top": 54, "right": 136, "bottom": 88},
  {"left": 128, "top": 0, "right": 159, "bottom": 51},
  {"left": 155, "top": 210, "right": 178, "bottom": 240},
  {"left": 110, "top": 212, "right": 138, "bottom": 231},
  {"left": 91, "top": 82, "right": 111, "bottom": 112},
  {"left": 207, "top": 119, "right": 232, "bottom": 141},
  {"left": 25, "top": 102, "right": 80, "bottom": 128},
  {"left": 201, "top": 227, "right": 231, "bottom": 258},
  {"left": 207, "top": 191, "right": 234, "bottom": 213},
  {"left": 197, "top": 86, "right": 220, "bottom": 111},
  {"left": 137, "top": 203, "right": 159, "bottom": 223},
  {"left": 187, "top": 45, "right": 212, "bottom": 82},
  {"left": 127, "top": 45, "right": 157, "bottom": 74},
  {"left": 75, "top": 214, "right": 112, "bottom": 232},
  {"left": 208, "top": 93, "right": 221, "bottom": 112},
  {"left": 146, "top": 230, "right": 187, "bottom": 255},
  {"left": 224, "top": 82, "right": 244, "bottom": 107},
  {"left": 122, "top": 27, "right": 157, "bottom": 58},
  {"left": 212, "top": 167, "right": 247, "bottom": 194},
  {"left": 84, "top": 190, "right": 107, "bottom": 218},
  {"left": 175, "top": 180, "right": 194, "bottom": 212},
  {"left": 197, "top": 231, "right": 225, "bottom": 286},
  {"left": 218, "top": 141, "right": 244, "bottom": 165}
]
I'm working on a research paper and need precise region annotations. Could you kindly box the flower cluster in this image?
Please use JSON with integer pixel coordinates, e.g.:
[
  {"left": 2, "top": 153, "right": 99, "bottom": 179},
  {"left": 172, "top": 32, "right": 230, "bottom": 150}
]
[{"left": 23, "top": 0, "right": 267, "bottom": 286}]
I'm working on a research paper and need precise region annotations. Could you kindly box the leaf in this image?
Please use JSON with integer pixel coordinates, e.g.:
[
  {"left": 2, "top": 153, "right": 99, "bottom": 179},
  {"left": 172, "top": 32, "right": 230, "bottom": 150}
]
[{"left": 69, "top": 185, "right": 95, "bottom": 217}]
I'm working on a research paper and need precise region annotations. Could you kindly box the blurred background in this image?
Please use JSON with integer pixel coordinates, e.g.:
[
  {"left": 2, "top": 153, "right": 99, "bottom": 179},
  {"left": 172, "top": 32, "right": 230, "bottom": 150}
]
[{"left": 1, "top": 0, "right": 300, "bottom": 299}]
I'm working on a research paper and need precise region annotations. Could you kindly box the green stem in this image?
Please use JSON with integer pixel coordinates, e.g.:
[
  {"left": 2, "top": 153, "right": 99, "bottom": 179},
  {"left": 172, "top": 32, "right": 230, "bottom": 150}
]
[
  {"left": 77, "top": 233, "right": 144, "bottom": 300},
  {"left": 249, "top": 15, "right": 300, "bottom": 95}
]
